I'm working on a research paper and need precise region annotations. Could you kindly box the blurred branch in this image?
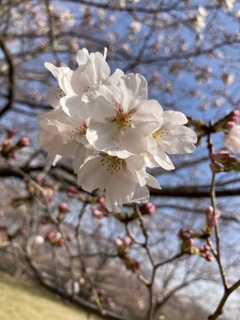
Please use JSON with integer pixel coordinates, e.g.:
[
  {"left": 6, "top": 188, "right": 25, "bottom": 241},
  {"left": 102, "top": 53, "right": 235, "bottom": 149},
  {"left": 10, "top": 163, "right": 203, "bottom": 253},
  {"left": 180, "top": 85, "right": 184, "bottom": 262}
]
[
  {"left": 0, "top": 37, "right": 15, "bottom": 117},
  {"left": 1, "top": 163, "right": 240, "bottom": 198},
  {"left": 25, "top": 238, "right": 127, "bottom": 320}
]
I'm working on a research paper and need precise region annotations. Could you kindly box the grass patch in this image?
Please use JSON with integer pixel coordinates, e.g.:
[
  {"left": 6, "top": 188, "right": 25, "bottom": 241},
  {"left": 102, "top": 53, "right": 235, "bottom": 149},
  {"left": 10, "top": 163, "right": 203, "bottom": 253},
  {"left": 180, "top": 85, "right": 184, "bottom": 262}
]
[{"left": 0, "top": 273, "right": 104, "bottom": 320}]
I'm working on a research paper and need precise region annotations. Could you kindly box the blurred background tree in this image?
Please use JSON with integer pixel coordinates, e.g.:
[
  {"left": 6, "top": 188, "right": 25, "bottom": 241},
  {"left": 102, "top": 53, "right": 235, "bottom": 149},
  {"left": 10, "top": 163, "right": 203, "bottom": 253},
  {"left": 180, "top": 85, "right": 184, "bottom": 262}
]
[{"left": 1, "top": 1, "right": 240, "bottom": 319}]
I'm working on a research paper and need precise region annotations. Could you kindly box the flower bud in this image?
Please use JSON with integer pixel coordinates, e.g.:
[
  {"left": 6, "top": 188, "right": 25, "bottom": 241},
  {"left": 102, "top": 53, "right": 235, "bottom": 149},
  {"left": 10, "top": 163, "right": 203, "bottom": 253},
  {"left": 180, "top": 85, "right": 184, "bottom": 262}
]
[
  {"left": 59, "top": 202, "right": 68, "bottom": 214},
  {"left": 206, "top": 254, "right": 214, "bottom": 262},
  {"left": 124, "top": 236, "right": 132, "bottom": 247},
  {"left": 7, "top": 128, "right": 16, "bottom": 139},
  {"left": 92, "top": 209, "right": 104, "bottom": 219},
  {"left": 115, "top": 237, "right": 123, "bottom": 247},
  {"left": 33, "top": 235, "right": 45, "bottom": 245},
  {"left": 17, "top": 137, "right": 30, "bottom": 147},
  {"left": 140, "top": 202, "right": 156, "bottom": 215},
  {"left": 66, "top": 234, "right": 73, "bottom": 242},
  {"left": 97, "top": 288, "right": 106, "bottom": 297},
  {"left": 47, "top": 231, "right": 56, "bottom": 240}
]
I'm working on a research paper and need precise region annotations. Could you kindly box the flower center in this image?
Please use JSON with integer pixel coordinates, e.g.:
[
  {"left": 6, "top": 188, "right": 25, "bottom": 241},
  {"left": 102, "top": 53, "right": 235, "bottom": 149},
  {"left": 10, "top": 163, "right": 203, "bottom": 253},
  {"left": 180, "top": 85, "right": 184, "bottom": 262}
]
[
  {"left": 112, "top": 108, "right": 134, "bottom": 130},
  {"left": 71, "top": 126, "right": 87, "bottom": 144},
  {"left": 55, "top": 86, "right": 65, "bottom": 100},
  {"left": 152, "top": 126, "right": 169, "bottom": 140},
  {"left": 100, "top": 156, "right": 123, "bottom": 174},
  {"left": 83, "top": 83, "right": 98, "bottom": 93}
]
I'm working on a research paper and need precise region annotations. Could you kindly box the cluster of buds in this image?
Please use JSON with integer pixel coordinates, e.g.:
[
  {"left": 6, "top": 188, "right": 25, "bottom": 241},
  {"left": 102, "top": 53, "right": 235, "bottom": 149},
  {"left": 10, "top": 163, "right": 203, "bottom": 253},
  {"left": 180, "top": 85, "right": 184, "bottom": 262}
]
[
  {"left": 114, "top": 202, "right": 156, "bottom": 224},
  {"left": 213, "top": 110, "right": 240, "bottom": 133},
  {"left": 67, "top": 185, "right": 85, "bottom": 202},
  {"left": 41, "top": 202, "right": 69, "bottom": 225},
  {"left": 115, "top": 236, "right": 140, "bottom": 273},
  {"left": 57, "top": 202, "right": 68, "bottom": 222},
  {"left": 92, "top": 196, "right": 110, "bottom": 220},
  {"left": 178, "top": 228, "right": 214, "bottom": 262},
  {"left": 25, "top": 178, "right": 54, "bottom": 200},
  {"left": 0, "top": 128, "right": 29, "bottom": 159},
  {"left": 0, "top": 225, "right": 25, "bottom": 243},
  {"left": 96, "top": 288, "right": 115, "bottom": 308},
  {"left": 12, "top": 178, "right": 55, "bottom": 208},
  {"left": 210, "top": 151, "right": 240, "bottom": 173},
  {"left": 45, "top": 231, "right": 65, "bottom": 247},
  {"left": 223, "top": 110, "right": 240, "bottom": 131},
  {"left": 199, "top": 245, "right": 214, "bottom": 262},
  {"left": 178, "top": 228, "right": 195, "bottom": 254}
]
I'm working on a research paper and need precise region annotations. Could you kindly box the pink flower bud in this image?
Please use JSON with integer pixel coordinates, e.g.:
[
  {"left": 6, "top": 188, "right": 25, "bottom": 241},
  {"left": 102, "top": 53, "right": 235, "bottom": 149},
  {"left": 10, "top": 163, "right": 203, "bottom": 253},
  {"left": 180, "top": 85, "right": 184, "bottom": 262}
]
[
  {"left": 98, "top": 196, "right": 106, "bottom": 209},
  {"left": 7, "top": 128, "right": 16, "bottom": 139},
  {"left": 225, "top": 121, "right": 236, "bottom": 131},
  {"left": 115, "top": 237, "right": 123, "bottom": 247},
  {"left": 206, "top": 206, "right": 221, "bottom": 227},
  {"left": 204, "top": 245, "right": 211, "bottom": 251},
  {"left": 92, "top": 209, "right": 104, "bottom": 219},
  {"left": 106, "top": 297, "right": 115, "bottom": 308},
  {"left": 228, "top": 110, "right": 240, "bottom": 123},
  {"left": 66, "top": 235, "right": 73, "bottom": 242},
  {"left": 97, "top": 288, "right": 106, "bottom": 297},
  {"left": 140, "top": 202, "right": 156, "bottom": 215},
  {"left": 206, "top": 254, "right": 214, "bottom": 262},
  {"left": 210, "top": 163, "right": 222, "bottom": 173},
  {"left": 68, "top": 185, "right": 78, "bottom": 193},
  {"left": 85, "top": 267, "right": 91, "bottom": 274},
  {"left": 55, "top": 232, "right": 62, "bottom": 240},
  {"left": 187, "top": 238, "right": 194, "bottom": 246},
  {"left": 2, "top": 139, "right": 11, "bottom": 147},
  {"left": 0, "top": 210, "right": 5, "bottom": 218},
  {"left": 206, "top": 206, "right": 214, "bottom": 217},
  {"left": 42, "top": 187, "right": 54, "bottom": 199},
  {"left": 17, "top": 137, "right": 30, "bottom": 147},
  {"left": 211, "top": 151, "right": 228, "bottom": 163},
  {"left": 124, "top": 237, "right": 132, "bottom": 247},
  {"left": 59, "top": 202, "right": 68, "bottom": 213},
  {"left": 47, "top": 231, "right": 56, "bottom": 240}
]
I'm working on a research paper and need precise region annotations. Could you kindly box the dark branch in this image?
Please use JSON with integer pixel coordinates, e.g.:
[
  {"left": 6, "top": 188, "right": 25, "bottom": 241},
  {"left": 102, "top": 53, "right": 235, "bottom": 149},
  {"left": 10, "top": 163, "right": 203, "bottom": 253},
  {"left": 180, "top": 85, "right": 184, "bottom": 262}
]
[{"left": 0, "top": 37, "right": 15, "bottom": 117}]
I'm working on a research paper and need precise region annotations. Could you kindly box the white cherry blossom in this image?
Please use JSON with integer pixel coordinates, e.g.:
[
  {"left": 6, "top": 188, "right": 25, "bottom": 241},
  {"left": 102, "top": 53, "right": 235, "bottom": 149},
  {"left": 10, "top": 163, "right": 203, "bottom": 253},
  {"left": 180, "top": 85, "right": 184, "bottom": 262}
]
[
  {"left": 83, "top": 73, "right": 163, "bottom": 158},
  {"left": 38, "top": 48, "right": 197, "bottom": 212},
  {"left": 37, "top": 104, "right": 92, "bottom": 168},
  {"left": 76, "top": 153, "right": 156, "bottom": 212},
  {"left": 45, "top": 48, "right": 110, "bottom": 98},
  {"left": 145, "top": 110, "right": 197, "bottom": 170},
  {"left": 44, "top": 48, "right": 112, "bottom": 112}
]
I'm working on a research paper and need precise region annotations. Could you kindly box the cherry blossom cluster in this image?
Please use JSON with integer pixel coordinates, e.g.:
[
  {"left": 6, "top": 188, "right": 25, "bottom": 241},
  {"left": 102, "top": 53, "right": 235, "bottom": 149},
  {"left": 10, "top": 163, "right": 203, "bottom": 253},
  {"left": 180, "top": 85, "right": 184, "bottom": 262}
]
[
  {"left": 115, "top": 236, "right": 140, "bottom": 273},
  {"left": 178, "top": 228, "right": 214, "bottom": 261},
  {"left": 37, "top": 48, "right": 197, "bottom": 212}
]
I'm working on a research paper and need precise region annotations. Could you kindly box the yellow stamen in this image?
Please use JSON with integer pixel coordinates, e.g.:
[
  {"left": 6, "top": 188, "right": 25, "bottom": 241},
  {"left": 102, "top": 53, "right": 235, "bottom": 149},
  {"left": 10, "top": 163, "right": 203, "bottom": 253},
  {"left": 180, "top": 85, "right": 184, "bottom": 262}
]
[
  {"left": 153, "top": 126, "right": 169, "bottom": 140},
  {"left": 101, "top": 156, "right": 123, "bottom": 174},
  {"left": 112, "top": 108, "right": 134, "bottom": 130}
]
